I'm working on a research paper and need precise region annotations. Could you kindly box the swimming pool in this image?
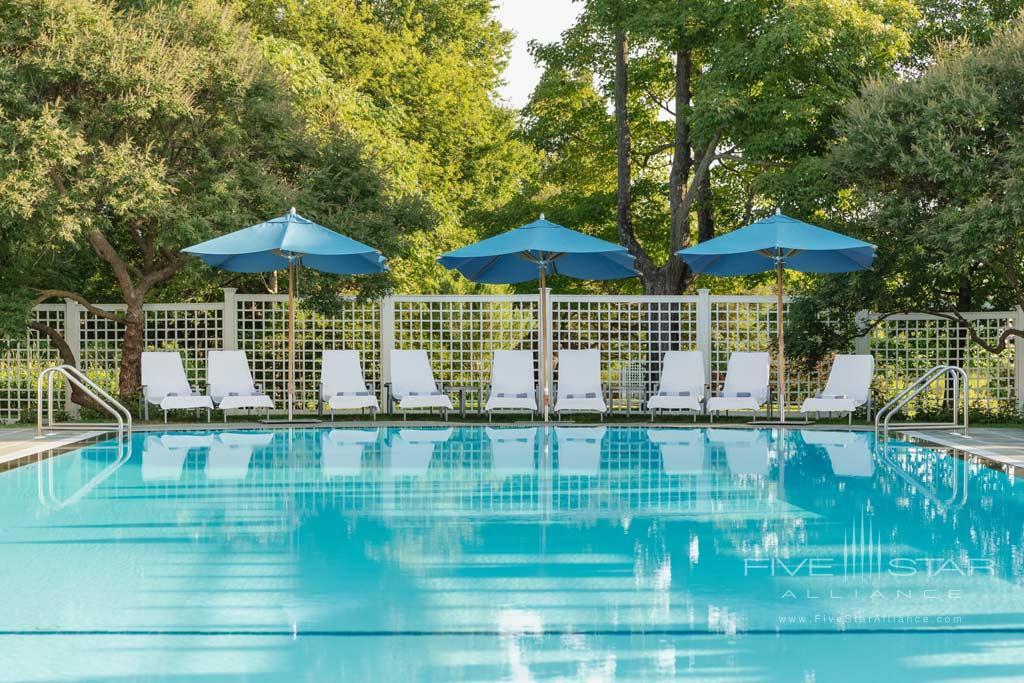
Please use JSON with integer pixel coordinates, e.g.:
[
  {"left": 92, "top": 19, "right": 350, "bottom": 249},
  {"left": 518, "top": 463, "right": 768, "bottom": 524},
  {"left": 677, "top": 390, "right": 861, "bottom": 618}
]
[{"left": 1, "top": 426, "right": 1023, "bottom": 681}]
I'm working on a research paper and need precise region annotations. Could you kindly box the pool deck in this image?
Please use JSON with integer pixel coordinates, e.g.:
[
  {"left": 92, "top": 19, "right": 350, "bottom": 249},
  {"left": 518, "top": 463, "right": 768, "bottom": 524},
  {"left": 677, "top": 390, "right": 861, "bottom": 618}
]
[
  {"left": 0, "top": 427, "right": 108, "bottom": 468},
  {"left": 4, "top": 421, "right": 1024, "bottom": 473}
]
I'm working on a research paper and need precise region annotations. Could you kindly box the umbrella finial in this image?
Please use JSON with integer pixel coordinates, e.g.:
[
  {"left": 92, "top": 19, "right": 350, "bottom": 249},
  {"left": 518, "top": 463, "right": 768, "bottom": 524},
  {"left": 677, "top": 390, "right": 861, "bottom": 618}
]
[
  {"left": 775, "top": 208, "right": 782, "bottom": 215},
  {"left": 539, "top": 213, "right": 546, "bottom": 221},
  {"left": 289, "top": 207, "right": 296, "bottom": 216}
]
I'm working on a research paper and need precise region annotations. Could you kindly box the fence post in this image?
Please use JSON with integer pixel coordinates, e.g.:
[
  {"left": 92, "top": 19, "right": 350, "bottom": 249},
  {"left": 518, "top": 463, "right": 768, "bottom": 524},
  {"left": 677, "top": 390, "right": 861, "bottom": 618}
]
[
  {"left": 222, "top": 288, "right": 238, "bottom": 351},
  {"left": 854, "top": 310, "right": 871, "bottom": 355},
  {"left": 63, "top": 299, "right": 82, "bottom": 416},
  {"left": 696, "top": 289, "right": 712, "bottom": 383},
  {"left": 1016, "top": 307, "right": 1024, "bottom": 412},
  {"left": 380, "top": 297, "right": 395, "bottom": 405}
]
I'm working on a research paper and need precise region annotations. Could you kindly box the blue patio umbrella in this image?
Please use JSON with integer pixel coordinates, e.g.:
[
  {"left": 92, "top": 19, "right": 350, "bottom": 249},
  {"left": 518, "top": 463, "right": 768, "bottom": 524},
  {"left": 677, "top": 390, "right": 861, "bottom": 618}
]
[
  {"left": 184, "top": 208, "right": 386, "bottom": 421},
  {"left": 678, "top": 210, "right": 875, "bottom": 422},
  {"left": 439, "top": 215, "right": 637, "bottom": 419}
]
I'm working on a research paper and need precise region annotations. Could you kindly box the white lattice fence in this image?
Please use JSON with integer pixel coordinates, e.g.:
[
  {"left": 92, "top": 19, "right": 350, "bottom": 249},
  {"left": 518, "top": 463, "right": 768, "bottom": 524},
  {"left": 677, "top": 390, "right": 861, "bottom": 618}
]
[
  {"left": 0, "top": 305, "right": 66, "bottom": 421},
  {"left": 391, "top": 296, "right": 539, "bottom": 409},
  {"left": 709, "top": 296, "right": 834, "bottom": 408},
  {"left": 550, "top": 296, "right": 699, "bottom": 411},
  {"left": 1, "top": 290, "right": 1019, "bottom": 421},
  {"left": 236, "top": 294, "right": 381, "bottom": 411},
  {"left": 868, "top": 313, "right": 1016, "bottom": 415}
]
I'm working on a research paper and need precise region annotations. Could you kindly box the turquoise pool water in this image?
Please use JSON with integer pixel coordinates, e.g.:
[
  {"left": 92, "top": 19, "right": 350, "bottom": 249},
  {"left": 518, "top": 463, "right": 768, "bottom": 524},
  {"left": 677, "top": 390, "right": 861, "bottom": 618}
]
[{"left": 1, "top": 426, "right": 1023, "bottom": 681}]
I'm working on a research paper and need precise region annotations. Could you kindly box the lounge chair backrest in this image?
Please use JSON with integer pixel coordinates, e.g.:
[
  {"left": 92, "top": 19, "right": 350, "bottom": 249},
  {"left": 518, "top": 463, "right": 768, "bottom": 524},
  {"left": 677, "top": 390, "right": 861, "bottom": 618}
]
[
  {"left": 207, "top": 350, "right": 258, "bottom": 399},
  {"left": 656, "top": 351, "right": 705, "bottom": 395},
  {"left": 141, "top": 352, "right": 192, "bottom": 400},
  {"left": 390, "top": 350, "right": 440, "bottom": 399},
  {"left": 821, "top": 354, "right": 874, "bottom": 403},
  {"left": 721, "top": 352, "right": 770, "bottom": 403},
  {"left": 321, "top": 350, "right": 371, "bottom": 399},
  {"left": 556, "top": 349, "right": 602, "bottom": 400},
  {"left": 490, "top": 350, "right": 535, "bottom": 397}
]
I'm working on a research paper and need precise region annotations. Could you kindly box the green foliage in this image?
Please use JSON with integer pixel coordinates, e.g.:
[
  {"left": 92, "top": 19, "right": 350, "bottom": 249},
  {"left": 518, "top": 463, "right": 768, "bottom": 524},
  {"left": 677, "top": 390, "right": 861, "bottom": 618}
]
[
  {"left": 508, "top": 0, "right": 917, "bottom": 293},
  {"left": 791, "top": 18, "right": 1024, "bottom": 359}
]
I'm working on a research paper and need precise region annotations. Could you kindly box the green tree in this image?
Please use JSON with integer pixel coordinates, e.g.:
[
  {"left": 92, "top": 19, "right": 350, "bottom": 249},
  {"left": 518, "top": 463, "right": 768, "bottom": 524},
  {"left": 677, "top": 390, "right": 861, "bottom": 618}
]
[
  {"left": 240, "top": 0, "right": 540, "bottom": 293},
  {"left": 0, "top": 0, "right": 418, "bottom": 399},
  {"left": 793, "top": 18, "right": 1024, "bottom": 359},
  {"left": 517, "top": 0, "right": 916, "bottom": 294}
]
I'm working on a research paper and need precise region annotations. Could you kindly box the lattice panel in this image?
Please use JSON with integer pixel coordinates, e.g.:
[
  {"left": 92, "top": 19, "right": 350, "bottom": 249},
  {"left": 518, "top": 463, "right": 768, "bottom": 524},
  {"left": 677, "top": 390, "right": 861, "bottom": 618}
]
[
  {"left": 550, "top": 297, "right": 700, "bottom": 412},
  {"left": 0, "top": 306, "right": 65, "bottom": 422},
  {"left": 144, "top": 306, "right": 224, "bottom": 390},
  {"left": 79, "top": 307, "right": 125, "bottom": 395},
  {"left": 869, "top": 314, "right": 1016, "bottom": 414},
  {"left": 709, "top": 298, "right": 832, "bottom": 411},
  {"left": 236, "top": 296, "right": 381, "bottom": 412},
  {"left": 392, "top": 297, "right": 539, "bottom": 410}
]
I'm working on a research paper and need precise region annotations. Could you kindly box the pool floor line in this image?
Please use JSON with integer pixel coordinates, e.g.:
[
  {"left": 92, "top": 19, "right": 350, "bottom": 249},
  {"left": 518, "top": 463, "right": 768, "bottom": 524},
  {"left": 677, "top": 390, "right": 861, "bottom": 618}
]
[{"left": 1, "top": 628, "right": 1023, "bottom": 637}]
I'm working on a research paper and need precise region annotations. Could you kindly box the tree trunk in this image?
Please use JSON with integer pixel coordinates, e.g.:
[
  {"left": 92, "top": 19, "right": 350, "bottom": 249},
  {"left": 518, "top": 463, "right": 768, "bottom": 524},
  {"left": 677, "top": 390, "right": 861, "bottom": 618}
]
[
  {"left": 665, "top": 47, "right": 693, "bottom": 295},
  {"left": 27, "top": 321, "right": 105, "bottom": 411},
  {"left": 697, "top": 165, "right": 714, "bottom": 243},
  {"left": 118, "top": 300, "right": 146, "bottom": 399}
]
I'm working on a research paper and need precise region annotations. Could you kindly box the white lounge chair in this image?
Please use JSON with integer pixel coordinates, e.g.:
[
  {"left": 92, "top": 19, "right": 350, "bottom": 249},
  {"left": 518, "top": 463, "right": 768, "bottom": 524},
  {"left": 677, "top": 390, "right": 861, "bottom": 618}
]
[
  {"left": 706, "top": 352, "right": 771, "bottom": 419},
  {"left": 802, "top": 431, "right": 874, "bottom": 478},
  {"left": 648, "top": 351, "right": 706, "bottom": 420},
  {"left": 553, "top": 349, "right": 607, "bottom": 418},
  {"left": 486, "top": 427, "right": 538, "bottom": 475},
  {"left": 141, "top": 434, "right": 212, "bottom": 481},
  {"left": 321, "top": 428, "right": 379, "bottom": 477},
  {"left": 206, "top": 350, "right": 274, "bottom": 421},
  {"left": 389, "top": 350, "right": 453, "bottom": 419},
  {"left": 141, "top": 351, "right": 214, "bottom": 422},
  {"left": 647, "top": 429, "right": 707, "bottom": 474},
  {"left": 555, "top": 426, "right": 605, "bottom": 476},
  {"left": 485, "top": 350, "right": 537, "bottom": 418},
  {"left": 206, "top": 432, "right": 273, "bottom": 480},
  {"left": 708, "top": 428, "right": 771, "bottom": 476},
  {"left": 320, "top": 350, "right": 379, "bottom": 419},
  {"left": 386, "top": 428, "right": 453, "bottom": 477},
  {"left": 800, "top": 354, "right": 875, "bottom": 423}
]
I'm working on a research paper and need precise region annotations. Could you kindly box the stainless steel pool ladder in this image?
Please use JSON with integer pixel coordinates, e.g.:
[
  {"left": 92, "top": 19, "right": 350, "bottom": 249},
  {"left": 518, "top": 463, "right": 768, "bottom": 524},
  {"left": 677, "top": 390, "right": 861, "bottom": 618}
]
[
  {"left": 874, "top": 365, "right": 968, "bottom": 441},
  {"left": 37, "top": 364, "right": 132, "bottom": 441}
]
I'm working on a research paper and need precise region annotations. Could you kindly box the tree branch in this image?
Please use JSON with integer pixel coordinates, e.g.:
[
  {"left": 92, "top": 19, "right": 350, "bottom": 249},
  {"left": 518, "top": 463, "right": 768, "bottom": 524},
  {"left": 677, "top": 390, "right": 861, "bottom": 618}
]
[
  {"left": 31, "top": 289, "right": 125, "bottom": 323},
  {"left": 86, "top": 229, "right": 136, "bottom": 299}
]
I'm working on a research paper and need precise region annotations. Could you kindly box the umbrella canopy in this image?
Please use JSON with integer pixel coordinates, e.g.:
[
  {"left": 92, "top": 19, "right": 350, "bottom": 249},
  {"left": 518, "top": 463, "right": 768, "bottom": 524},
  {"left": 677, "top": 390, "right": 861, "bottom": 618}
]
[
  {"left": 437, "top": 216, "right": 636, "bottom": 283},
  {"left": 183, "top": 209, "right": 386, "bottom": 274},
  {"left": 439, "top": 215, "right": 637, "bottom": 420},
  {"left": 678, "top": 211, "right": 875, "bottom": 424},
  {"left": 183, "top": 209, "right": 386, "bottom": 422},
  {"left": 679, "top": 212, "right": 874, "bottom": 276}
]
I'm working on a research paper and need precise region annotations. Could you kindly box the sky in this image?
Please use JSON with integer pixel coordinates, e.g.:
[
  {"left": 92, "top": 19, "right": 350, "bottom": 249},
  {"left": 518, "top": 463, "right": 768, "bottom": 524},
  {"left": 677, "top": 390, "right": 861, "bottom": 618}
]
[{"left": 493, "top": 0, "right": 583, "bottom": 109}]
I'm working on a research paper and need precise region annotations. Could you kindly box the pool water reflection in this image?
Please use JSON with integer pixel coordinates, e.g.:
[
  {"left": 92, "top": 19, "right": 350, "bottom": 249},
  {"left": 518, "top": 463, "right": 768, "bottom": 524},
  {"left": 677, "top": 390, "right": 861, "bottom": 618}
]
[{"left": 1, "top": 426, "right": 1023, "bottom": 681}]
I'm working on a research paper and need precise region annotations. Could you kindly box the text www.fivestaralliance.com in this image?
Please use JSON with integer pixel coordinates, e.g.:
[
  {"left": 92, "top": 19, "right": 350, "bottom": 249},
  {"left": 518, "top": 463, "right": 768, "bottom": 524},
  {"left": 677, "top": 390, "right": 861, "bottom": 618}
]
[{"left": 777, "top": 615, "right": 963, "bottom": 625}]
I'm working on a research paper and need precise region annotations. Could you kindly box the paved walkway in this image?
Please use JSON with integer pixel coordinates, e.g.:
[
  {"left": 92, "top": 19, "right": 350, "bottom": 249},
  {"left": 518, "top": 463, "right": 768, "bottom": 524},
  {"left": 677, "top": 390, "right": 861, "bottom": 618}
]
[
  {"left": 0, "top": 428, "right": 108, "bottom": 467},
  {"left": 901, "top": 427, "right": 1024, "bottom": 470}
]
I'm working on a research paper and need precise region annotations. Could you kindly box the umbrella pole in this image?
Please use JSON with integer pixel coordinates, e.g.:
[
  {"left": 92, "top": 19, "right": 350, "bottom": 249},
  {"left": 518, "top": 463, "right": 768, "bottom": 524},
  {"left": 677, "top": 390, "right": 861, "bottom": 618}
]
[
  {"left": 776, "top": 259, "right": 786, "bottom": 423},
  {"left": 539, "top": 265, "right": 549, "bottom": 422},
  {"left": 288, "top": 259, "right": 296, "bottom": 421}
]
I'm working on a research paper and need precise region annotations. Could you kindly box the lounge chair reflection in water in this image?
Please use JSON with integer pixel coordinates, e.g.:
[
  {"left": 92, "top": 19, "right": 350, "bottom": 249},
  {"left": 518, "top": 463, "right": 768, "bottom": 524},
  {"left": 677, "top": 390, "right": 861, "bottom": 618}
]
[
  {"left": 555, "top": 426, "right": 606, "bottom": 476},
  {"left": 647, "top": 429, "right": 707, "bottom": 474},
  {"left": 707, "top": 428, "right": 771, "bottom": 477},
  {"left": 385, "top": 428, "right": 454, "bottom": 477},
  {"left": 320, "top": 428, "right": 380, "bottom": 478},
  {"left": 205, "top": 432, "right": 274, "bottom": 481},
  {"left": 801, "top": 431, "right": 874, "bottom": 478},
  {"left": 141, "top": 434, "right": 214, "bottom": 481},
  {"left": 486, "top": 427, "right": 538, "bottom": 475}
]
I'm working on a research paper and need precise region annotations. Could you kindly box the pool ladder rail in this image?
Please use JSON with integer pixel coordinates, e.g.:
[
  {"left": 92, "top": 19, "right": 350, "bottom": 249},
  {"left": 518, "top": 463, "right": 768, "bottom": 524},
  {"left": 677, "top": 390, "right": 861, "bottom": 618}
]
[
  {"left": 874, "top": 364, "right": 968, "bottom": 442},
  {"left": 37, "top": 364, "right": 133, "bottom": 442}
]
